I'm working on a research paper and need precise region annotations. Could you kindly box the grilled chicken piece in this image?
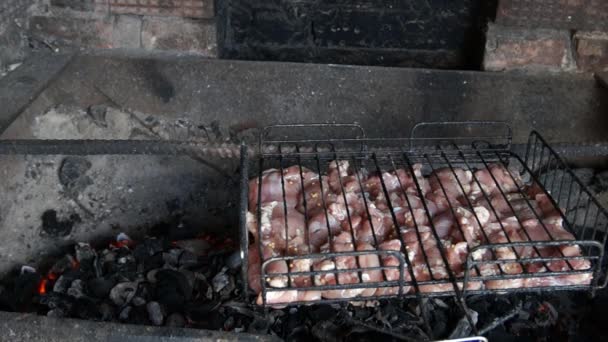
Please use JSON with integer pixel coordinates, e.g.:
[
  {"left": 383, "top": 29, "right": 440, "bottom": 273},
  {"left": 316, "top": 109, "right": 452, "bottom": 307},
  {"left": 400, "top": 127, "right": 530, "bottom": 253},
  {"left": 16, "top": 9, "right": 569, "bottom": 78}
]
[
  {"left": 249, "top": 166, "right": 318, "bottom": 210},
  {"left": 449, "top": 207, "right": 491, "bottom": 245},
  {"left": 328, "top": 160, "right": 351, "bottom": 193},
  {"left": 473, "top": 192, "right": 543, "bottom": 222},
  {"left": 248, "top": 161, "right": 590, "bottom": 304},
  {"left": 374, "top": 239, "right": 410, "bottom": 296},
  {"left": 357, "top": 242, "right": 384, "bottom": 297},
  {"left": 252, "top": 202, "right": 307, "bottom": 254},
  {"left": 470, "top": 164, "right": 522, "bottom": 200},
  {"left": 355, "top": 203, "right": 391, "bottom": 244},
  {"left": 429, "top": 167, "right": 473, "bottom": 199},
  {"left": 297, "top": 176, "right": 330, "bottom": 216}
]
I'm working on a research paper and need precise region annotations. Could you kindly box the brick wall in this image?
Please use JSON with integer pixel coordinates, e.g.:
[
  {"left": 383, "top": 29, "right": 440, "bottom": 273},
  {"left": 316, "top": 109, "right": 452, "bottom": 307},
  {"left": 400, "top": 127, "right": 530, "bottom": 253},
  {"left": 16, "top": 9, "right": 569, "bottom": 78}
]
[
  {"left": 0, "top": 0, "right": 35, "bottom": 69},
  {"left": 30, "top": 0, "right": 217, "bottom": 57},
  {"left": 484, "top": 0, "right": 608, "bottom": 73}
]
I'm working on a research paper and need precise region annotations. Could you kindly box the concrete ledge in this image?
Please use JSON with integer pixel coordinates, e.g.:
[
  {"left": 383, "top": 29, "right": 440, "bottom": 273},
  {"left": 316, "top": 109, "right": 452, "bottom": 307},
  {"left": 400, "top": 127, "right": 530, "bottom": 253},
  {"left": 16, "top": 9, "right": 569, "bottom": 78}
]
[
  {"left": 0, "top": 52, "right": 73, "bottom": 134},
  {"left": 0, "top": 311, "right": 276, "bottom": 342}
]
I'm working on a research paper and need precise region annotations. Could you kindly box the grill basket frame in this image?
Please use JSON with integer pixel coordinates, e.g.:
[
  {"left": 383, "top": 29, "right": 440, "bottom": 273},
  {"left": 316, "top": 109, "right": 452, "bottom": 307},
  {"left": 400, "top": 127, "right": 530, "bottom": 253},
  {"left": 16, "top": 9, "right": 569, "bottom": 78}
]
[{"left": 239, "top": 122, "right": 608, "bottom": 310}]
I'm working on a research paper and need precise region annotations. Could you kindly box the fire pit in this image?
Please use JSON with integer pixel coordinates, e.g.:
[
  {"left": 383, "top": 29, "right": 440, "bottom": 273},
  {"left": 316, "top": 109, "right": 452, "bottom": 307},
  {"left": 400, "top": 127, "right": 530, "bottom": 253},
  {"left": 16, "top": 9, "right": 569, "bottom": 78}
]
[{"left": 0, "top": 51, "right": 608, "bottom": 341}]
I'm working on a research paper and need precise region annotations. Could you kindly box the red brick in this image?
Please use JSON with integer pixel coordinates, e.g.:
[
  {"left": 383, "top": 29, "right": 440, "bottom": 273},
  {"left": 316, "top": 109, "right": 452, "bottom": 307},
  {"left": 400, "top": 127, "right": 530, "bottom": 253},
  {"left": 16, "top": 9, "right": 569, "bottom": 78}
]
[
  {"left": 50, "top": 0, "right": 109, "bottom": 13},
  {"left": 109, "top": 0, "right": 213, "bottom": 19},
  {"left": 483, "top": 24, "right": 575, "bottom": 72},
  {"left": 141, "top": 17, "right": 217, "bottom": 56},
  {"left": 496, "top": 0, "right": 608, "bottom": 31},
  {"left": 575, "top": 31, "right": 608, "bottom": 72}
]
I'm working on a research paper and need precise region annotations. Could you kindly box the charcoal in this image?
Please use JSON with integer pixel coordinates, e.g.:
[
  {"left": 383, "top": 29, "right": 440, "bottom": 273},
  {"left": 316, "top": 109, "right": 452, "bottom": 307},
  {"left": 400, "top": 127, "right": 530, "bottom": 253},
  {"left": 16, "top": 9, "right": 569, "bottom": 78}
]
[
  {"left": 133, "top": 238, "right": 165, "bottom": 261},
  {"left": 311, "top": 320, "right": 341, "bottom": 342},
  {"left": 284, "top": 307, "right": 307, "bottom": 336},
  {"left": 87, "top": 277, "right": 115, "bottom": 298},
  {"left": 47, "top": 308, "right": 66, "bottom": 318},
  {"left": 165, "top": 312, "right": 186, "bottom": 327},
  {"left": 101, "top": 249, "right": 115, "bottom": 264},
  {"left": 98, "top": 302, "right": 115, "bottom": 321},
  {"left": 40, "top": 292, "right": 75, "bottom": 314},
  {"left": 50, "top": 254, "right": 77, "bottom": 275},
  {"left": 142, "top": 253, "right": 165, "bottom": 271},
  {"left": 353, "top": 306, "right": 374, "bottom": 320},
  {"left": 109, "top": 281, "right": 139, "bottom": 306},
  {"left": 119, "top": 306, "right": 132, "bottom": 321},
  {"left": 184, "top": 299, "right": 221, "bottom": 322},
  {"left": 247, "top": 316, "right": 271, "bottom": 334},
  {"left": 163, "top": 249, "right": 183, "bottom": 267},
  {"left": 146, "top": 269, "right": 161, "bottom": 283},
  {"left": 13, "top": 271, "right": 40, "bottom": 307},
  {"left": 158, "top": 269, "right": 192, "bottom": 299},
  {"left": 347, "top": 324, "right": 398, "bottom": 341},
  {"left": 308, "top": 304, "right": 338, "bottom": 321},
  {"left": 75, "top": 243, "right": 96, "bottom": 263},
  {"left": 132, "top": 296, "right": 146, "bottom": 306},
  {"left": 66, "top": 279, "right": 84, "bottom": 298},
  {"left": 447, "top": 309, "right": 479, "bottom": 339},
  {"left": 53, "top": 275, "right": 71, "bottom": 294},
  {"left": 534, "top": 301, "right": 558, "bottom": 328},
  {"left": 13, "top": 228, "right": 602, "bottom": 340},
  {"left": 212, "top": 267, "right": 230, "bottom": 292},
  {"left": 146, "top": 301, "right": 164, "bottom": 326},
  {"left": 180, "top": 269, "right": 196, "bottom": 290},
  {"left": 155, "top": 269, "right": 192, "bottom": 312},
  {"left": 117, "top": 255, "right": 134, "bottom": 265},
  {"left": 106, "top": 252, "right": 138, "bottom": 277},
  {"left": 173, "top": 239, "right": 211, "bottom": 256},
  {"left": 73, "top": 297, "right": 101, "bottom": 320},
  {"left": 421, "top": 299, "right": 450, "bottom": 337},
  {"left": 223, "top": 315, "right": 235, "bottom": 331},
  {"left": 178, "top": 250, "right": 199, "bottom": 268},
  {"left": 223, "top": 301, "right": 256, "bottom": 318},
  {"left": 287, "top": 326, "right": 314, "bottom": 342},
  {"left": 225, "top": 250, "right": 242, "bottom": 270}
]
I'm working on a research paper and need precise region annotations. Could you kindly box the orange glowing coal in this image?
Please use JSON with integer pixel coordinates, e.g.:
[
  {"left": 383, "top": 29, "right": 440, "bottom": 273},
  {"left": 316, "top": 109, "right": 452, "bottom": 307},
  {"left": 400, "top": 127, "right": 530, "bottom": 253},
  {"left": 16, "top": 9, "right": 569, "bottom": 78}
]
[
  {"left": 38, "top": 278, "right": 48, "bottom": 295},
  {"left": 110, "top": 240, "right": 133, "bottom": 249}
]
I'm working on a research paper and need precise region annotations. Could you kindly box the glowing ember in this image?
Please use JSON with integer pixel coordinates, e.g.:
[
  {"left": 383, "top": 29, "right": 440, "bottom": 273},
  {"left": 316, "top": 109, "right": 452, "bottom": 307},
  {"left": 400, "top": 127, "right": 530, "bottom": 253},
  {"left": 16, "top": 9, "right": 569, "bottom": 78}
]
[
  {"left": 38, "top": 278, "right": 48, "bottom": 295},
  {"left": 110, "top": 240, "right": 134, "bottom": 249}
]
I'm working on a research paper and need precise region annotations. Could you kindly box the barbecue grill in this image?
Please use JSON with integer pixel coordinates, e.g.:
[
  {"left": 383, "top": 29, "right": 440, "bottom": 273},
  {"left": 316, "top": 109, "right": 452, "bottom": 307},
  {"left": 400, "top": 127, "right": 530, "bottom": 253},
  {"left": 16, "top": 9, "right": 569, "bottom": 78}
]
[{"left": 240, "top": 122, "right": 608, "bottom": 329}]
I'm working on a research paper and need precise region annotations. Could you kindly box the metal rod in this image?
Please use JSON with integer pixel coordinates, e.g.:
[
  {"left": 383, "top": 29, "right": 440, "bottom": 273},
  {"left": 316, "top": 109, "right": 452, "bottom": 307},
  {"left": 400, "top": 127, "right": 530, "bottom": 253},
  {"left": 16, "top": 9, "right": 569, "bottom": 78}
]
[{"left": 239, "top": 143, "right": 250, "bottom": 297}]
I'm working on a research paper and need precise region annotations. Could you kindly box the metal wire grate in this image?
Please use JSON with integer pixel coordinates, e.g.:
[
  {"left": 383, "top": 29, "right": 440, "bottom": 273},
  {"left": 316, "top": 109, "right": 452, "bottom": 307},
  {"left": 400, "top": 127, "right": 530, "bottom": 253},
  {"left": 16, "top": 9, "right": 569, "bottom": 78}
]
[{"left": 239, "top": 122, "right": 608, "bottom": 313}]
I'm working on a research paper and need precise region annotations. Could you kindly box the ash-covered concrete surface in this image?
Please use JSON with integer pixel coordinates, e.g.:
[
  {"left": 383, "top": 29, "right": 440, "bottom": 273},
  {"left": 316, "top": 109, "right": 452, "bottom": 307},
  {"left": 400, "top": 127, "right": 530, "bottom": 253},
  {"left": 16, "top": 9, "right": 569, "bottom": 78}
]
[
  {"left": 0, "top": 104, "right": 240, "bottom": 276},
  {"left": 0, "top": 50, "right": 606, "bottom": 276},
  {"left": 0, "top": 311, "right": 277, "bottom": 342}
]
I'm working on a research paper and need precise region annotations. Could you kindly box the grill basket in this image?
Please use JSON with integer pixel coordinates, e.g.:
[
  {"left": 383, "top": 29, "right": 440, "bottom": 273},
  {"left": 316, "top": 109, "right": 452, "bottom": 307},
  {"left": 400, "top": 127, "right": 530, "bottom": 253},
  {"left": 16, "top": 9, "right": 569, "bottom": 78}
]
[{"left": 239, "top": 122, "right": 608, "bottom": 311}]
